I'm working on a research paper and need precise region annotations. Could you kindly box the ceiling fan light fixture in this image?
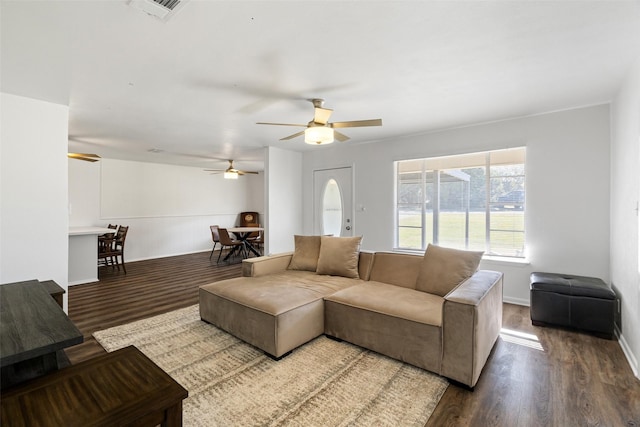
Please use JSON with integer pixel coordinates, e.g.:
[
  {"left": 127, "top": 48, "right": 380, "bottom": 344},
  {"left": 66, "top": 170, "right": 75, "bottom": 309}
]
[
  {"left": 224, "top": 171, "right": 239, "bottom": 180},
  {"left": 304, "top": 126, "right": 334, "bottom": 145}
]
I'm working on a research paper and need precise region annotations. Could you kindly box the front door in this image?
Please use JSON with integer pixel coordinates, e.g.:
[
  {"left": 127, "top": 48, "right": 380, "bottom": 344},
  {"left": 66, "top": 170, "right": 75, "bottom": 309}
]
[{"left": 313, "top": 167, "right": 353, "bottom": 236}]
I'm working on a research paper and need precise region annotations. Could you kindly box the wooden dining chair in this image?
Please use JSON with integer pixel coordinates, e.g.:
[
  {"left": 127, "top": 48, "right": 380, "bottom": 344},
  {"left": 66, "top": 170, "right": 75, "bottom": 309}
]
[
  {"left": 242, "top": 223, "right": 259, "bottom": 242},
  {"left": 217, "top": 228, "right": 245, "bottom": 264},
  {"left": 98, "top": 224, "right": 118, "bottom": 252},
  {"left": 98, "top": 234, "right": 117, "bottom": 269},
  {"left": 239, "top": 212, "right": 259, "bottom": 227},
  {"left": 238, "top": 212, "right": 260, "bottom": 243},
  {"left": 209, "top": 225, "right": 221, "bottom": 260},
  {"left": 111, "top": 225, "right": 129, "bottom": 273}
]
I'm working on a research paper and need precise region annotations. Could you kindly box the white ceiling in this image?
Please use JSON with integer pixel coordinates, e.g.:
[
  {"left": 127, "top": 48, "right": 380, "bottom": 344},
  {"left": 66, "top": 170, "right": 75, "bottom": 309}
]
[{"left": 2, "top": 1, "right": 640, "bottom": 172}]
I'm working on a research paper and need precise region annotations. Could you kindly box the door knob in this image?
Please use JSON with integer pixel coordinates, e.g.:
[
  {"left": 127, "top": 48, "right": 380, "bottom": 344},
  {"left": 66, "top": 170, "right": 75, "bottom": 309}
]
[{"left": 345, "top": 226, "right": 351, "bottom": 231}]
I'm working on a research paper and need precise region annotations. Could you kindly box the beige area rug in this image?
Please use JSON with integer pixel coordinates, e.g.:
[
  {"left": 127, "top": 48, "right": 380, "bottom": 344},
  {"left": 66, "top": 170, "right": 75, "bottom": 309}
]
[{"left": 93, "top": 305, "right": 448, "bottom": 427}]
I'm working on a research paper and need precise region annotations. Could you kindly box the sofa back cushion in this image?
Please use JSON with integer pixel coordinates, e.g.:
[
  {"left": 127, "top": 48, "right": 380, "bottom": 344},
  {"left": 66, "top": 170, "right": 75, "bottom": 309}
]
[
  {"left": 357, "top": 251, "right": 375, "bottom": 281},
  {"left": 368, "top": 252, "right": 423, "bottom": 289},
  {"left": 316, "top": 236, "right": 362, "bottom": 279},
  {"left": 415, "top": 244, "right": 483, "bottom": 297},
  {"left": 287, "top": 235, "right": 321, "bottom": 271}
]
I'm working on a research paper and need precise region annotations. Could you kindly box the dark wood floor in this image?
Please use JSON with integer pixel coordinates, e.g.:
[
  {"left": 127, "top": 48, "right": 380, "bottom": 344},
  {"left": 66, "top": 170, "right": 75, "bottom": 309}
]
[
  {"left": 65, "top": 251, "right": 244, "bottom": 362},
  {"left": 65, "top": 251, "right": 640, "bottom": 426}
]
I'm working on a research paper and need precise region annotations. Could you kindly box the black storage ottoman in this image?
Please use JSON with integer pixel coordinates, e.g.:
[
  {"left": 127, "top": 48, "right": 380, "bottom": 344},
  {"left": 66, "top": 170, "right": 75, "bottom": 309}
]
[{"left": 530, "top": 272, "right": 616, "bottom": 339}]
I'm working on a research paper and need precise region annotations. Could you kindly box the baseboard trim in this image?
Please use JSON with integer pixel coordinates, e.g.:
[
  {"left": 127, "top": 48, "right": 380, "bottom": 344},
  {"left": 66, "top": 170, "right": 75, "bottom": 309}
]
[
  {"left": 616, "top": 326, "right": 639, "bottom": 380},
  {"left": 503, "top": 296, "right": 529, "bottom": 306},
  {"left": 128, "top": 249, "right": 211, "bottom": 263},
  {"left": 69, "top": 278, "right": 99, "bottom": 286}
]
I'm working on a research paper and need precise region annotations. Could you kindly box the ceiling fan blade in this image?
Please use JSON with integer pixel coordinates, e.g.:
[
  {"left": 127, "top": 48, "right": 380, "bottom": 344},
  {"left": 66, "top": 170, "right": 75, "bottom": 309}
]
[
  {"left": 334, "top": 131, "right": 350, "bottom": 142},
  {"left": 70, "top": 153, "right": 100, "bottom": 158},
  {"left": 313, "top": 107, "right": 333, "bottom": 125},
  {"left": 280, "top": 130, "right": 306, "bottom": 141},
  {"left": 256, "top": 122, "right": 307, "bottom": 127},
  {"left": 240, "top": 171, "right": 259, "bottom": 175},
  {"left": 331, "top": 119, "right": 382, "bottom": 128},
  {"left": 203, "top": 169, "right": 225, "bottom": 172},
  {"left": 68, "top": 153, "right": 101, "bottom": 162}
]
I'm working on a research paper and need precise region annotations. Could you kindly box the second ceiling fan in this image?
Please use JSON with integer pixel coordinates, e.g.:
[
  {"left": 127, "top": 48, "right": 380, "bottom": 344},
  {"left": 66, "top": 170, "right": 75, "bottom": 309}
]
[
  {"left": 204, "top": 160, "right": 259, "bottom": 180},
  {"left": 257, "top": 99, "right": 382, "bottom": 145}
]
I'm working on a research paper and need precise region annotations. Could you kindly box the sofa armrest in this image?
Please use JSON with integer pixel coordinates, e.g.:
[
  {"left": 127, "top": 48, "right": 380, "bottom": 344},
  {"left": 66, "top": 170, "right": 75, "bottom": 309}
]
[
  {"left": 441, "top": 270, "right": 503, "bottom": 387},
  {"left": 242, "top": 252, "right": 293, "bottom": 277}
]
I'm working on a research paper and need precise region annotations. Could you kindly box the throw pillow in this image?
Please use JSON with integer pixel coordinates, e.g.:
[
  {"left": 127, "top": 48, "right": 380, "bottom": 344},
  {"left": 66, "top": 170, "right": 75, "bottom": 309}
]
[
  {"left": 415, "top": 244, "right": 483, "bottom": 297},
  {"left": 316, "top": 236, "right": 363, "bottom": 279},
  {"left": 287, "top": 235, "right": 322, "bottom": 271}
]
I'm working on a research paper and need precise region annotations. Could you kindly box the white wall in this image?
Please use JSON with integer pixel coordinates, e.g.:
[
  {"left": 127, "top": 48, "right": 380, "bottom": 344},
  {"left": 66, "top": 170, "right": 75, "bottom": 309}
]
[
  {"left": 68, "top": 158, "right": 264, "bottom": 262},
  {"left": 610, "top": 56, "right": 640, "bottom": 378},
  {"left": 302, "top": 105, "right": 611, "bottom": 306},
  {"left": 264, "top": 146, "right": 303, "bottom": 254},
  {"left": 1, "top": 93, "right": 70, "bottom": 309}
]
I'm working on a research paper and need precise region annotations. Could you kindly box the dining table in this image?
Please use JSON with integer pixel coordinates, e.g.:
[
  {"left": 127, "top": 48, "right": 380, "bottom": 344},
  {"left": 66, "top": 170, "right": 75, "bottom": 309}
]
[{"left": 227, "top": 226, "right": 264, "bottom": 259}]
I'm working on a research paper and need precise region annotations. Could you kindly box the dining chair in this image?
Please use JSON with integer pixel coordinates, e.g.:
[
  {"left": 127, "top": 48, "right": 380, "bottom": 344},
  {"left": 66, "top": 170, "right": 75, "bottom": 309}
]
[
  {"left": 209, "top": 225, "right": 221, "bottom": 260},
  {"left": 111, "top": 225, "right": 129, "bottom": 273},
  {"left": 104, "top": 223, "right": 118, "bottom": 233},
  {"left": 217, "top": 227, "right": 245, "bottom": 264},
  {"left": 249, "top": 225, "right": 264, "bottom": 255},
  {"left": 98, "top": 234, "right": 117, "bottom": 269},
  {"left": 243, "top": 223, "right": 260, "bottom": 243},
  {"left": 239, "top": 212, "right": 259, "bottom": 227},
  {"left": 98, "top": 224, "right": 118, "bottom": 252}
]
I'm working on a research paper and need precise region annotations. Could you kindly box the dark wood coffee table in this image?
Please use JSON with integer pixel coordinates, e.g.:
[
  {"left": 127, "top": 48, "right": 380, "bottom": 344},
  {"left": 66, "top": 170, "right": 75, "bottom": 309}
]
[{"left": 1, "top": 345, "right": 188, "bottom": 427}]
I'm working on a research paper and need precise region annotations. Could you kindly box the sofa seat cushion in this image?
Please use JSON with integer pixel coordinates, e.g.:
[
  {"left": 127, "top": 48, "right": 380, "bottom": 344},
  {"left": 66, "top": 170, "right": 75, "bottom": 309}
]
[
  {"left": 203, "top": 271, "right": 361, "bottom": 316},
  {"left": 199, "top": 271, "right": 362, "bottom": 358},
  {"left": 324, "top": 281, "right": 444, "bottom": 373},
  {"left": 324, "top": 281, "right": 444, "bottom": 326}
]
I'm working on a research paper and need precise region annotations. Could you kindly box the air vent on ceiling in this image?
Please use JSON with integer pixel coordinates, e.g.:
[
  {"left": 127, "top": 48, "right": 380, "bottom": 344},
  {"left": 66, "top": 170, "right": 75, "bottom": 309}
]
[{"left": 128, "top": 0, "right": 188, "bottom": 21}]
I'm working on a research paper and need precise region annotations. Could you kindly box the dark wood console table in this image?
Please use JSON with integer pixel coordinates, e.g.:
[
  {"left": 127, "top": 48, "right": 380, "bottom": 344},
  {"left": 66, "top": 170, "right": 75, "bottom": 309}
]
[
  {"left": 0, "top": 280, "right": 83, "bottom": 388},
  {"left": 40, "top": 279, "right": 66, "bottom": 308},
  {"left": 1, "top": 345, "right": 188, "bottom": 426}
]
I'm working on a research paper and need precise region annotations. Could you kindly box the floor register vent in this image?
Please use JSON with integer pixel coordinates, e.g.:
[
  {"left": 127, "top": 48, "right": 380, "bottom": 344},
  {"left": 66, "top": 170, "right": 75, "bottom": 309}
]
[{"left": 128, "top": 0, "right": 188, "bottom": 21}]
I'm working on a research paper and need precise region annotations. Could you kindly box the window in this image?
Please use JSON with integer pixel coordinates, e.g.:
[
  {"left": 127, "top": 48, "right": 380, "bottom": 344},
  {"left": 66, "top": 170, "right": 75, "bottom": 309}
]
[
  {"left": 322, "top": 178, "right": 343, "bottom": 236},
  {"left": 396, "top": 147, "right": 526, "bottom": 258}
]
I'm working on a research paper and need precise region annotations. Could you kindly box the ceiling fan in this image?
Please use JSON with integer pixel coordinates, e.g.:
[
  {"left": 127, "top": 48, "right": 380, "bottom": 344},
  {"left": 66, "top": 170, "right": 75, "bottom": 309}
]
[
  {"left": 257, "top": 98, "right": 382, "bottom": 145},
  {"left": 68, "top": 153, "right": 101, "bottom": 162},
  {"left": 204, "top": 160, "right": 259, "bottom": 180}
]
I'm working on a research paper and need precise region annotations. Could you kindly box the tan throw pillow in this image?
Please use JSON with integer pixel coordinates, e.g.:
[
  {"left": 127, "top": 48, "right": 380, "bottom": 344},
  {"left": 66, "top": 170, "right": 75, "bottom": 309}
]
[
  {"left": 415, "top": 244, "right": 483, "bottom": 297},
  {"left": 316, "top": 236, "right": 363, "bottom": 278},
  {"left": 287, "top": 235, "right": 322, "bottom": 271}
]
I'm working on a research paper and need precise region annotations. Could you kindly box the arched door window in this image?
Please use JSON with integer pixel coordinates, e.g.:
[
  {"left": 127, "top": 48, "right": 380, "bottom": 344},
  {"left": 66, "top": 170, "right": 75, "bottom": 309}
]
[{"left": 322, "top": 178, "right": 343, "bottom": 236}]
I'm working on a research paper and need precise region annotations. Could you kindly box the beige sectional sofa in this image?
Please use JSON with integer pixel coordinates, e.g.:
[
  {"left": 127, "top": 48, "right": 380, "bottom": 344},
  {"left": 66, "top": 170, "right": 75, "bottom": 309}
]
[{"left": 199, "top": 236, "right": 503, "bottom": 388}]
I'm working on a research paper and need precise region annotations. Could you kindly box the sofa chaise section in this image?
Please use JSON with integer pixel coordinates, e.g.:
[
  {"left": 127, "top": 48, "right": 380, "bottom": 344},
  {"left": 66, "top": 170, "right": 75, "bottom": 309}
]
[{"left": 199, "top": 264, "right": 364, "bottom": 358}]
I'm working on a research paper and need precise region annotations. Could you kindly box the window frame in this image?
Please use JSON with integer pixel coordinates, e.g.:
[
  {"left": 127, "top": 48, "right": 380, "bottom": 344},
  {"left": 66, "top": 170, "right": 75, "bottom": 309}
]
[{"left": 394, "top": 147, "right": 526, "bottom": 258}]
